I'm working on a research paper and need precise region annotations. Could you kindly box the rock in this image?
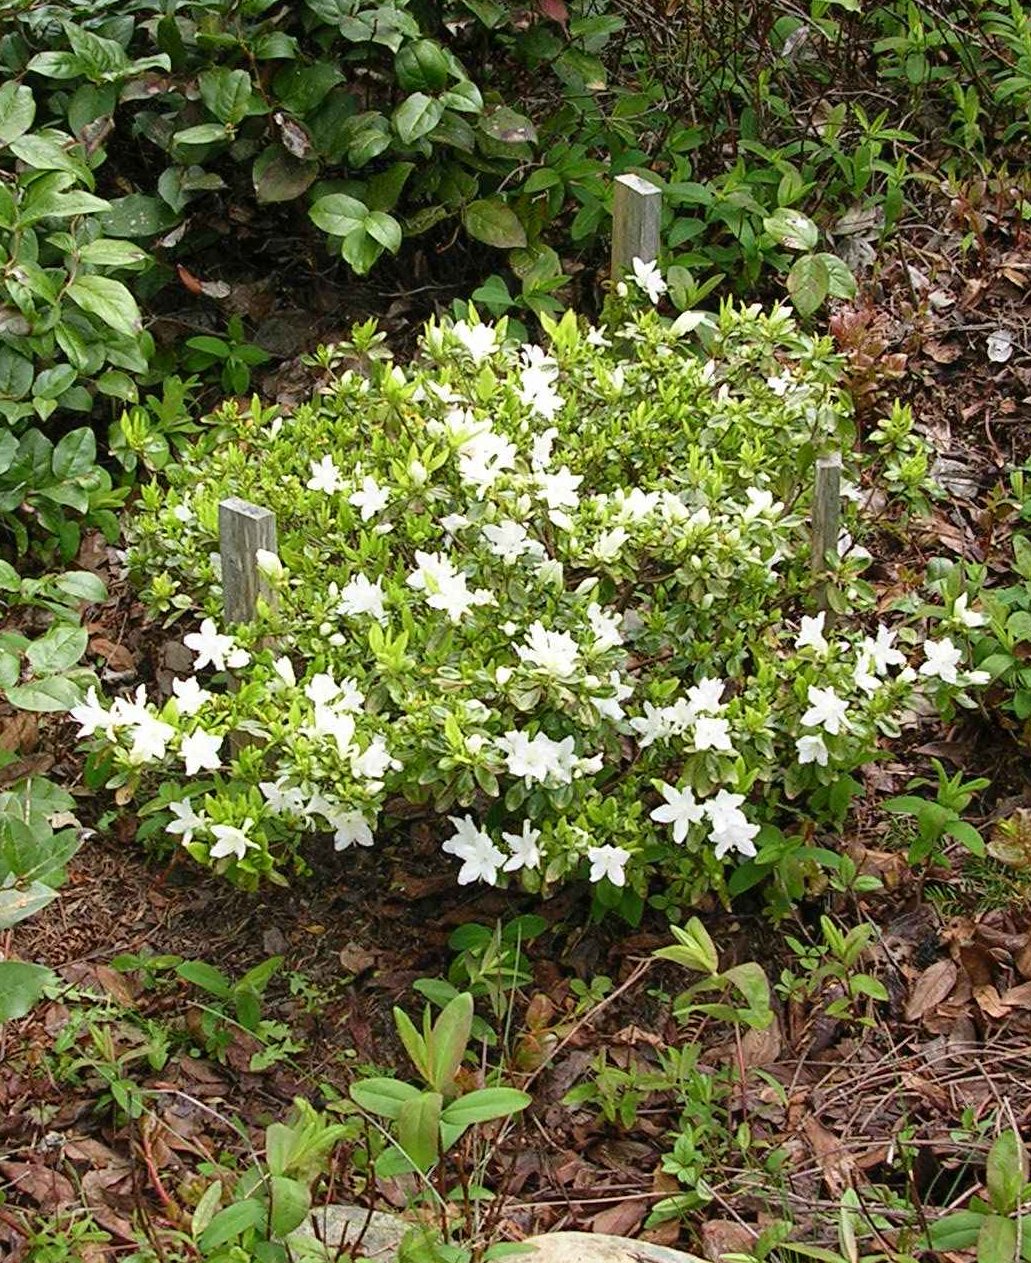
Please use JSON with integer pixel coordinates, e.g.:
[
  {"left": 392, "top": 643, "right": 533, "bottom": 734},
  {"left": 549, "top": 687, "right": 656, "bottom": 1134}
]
[
  {"left": 521, "top": 1231, "right": 706, "bottom": 1263},
  {"left": 289, "top": 1213, "right": 707, "bottom": 1263},
  {"left": 288, "top": 1204, "right": 410, "bottom": 1260}
]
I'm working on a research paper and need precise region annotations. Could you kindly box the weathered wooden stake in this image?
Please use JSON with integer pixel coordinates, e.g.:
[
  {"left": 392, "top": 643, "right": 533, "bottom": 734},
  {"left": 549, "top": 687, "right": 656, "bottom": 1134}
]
[
  {"left": 812, "top": 453, "right": 842, "bottom": 612},
  {"left": 611, "top": 173, "right": 662, "bottom": 281},
  {"left": 219, "top": 497, "right": 278, "bottom": 626}
]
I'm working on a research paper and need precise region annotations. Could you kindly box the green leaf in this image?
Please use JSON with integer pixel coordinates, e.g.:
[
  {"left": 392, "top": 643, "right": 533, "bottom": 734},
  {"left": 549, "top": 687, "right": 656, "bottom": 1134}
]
[
  {"left": 53, "top": 428, "right": 97, "bottom": 479},
  {"left": 252, "top": 145, "right": 318, "bottom": 204},
  {"left": 787, "top": 253, "right": 830, "bottom": 317},
  {"left": 199, "top": 68, "right": 253, "bottom": 125},
  {"left": 653, "top": 917, "right": 720, "bottom": 975},
  {"left": 77, "top": 240, "right": 149, "bottom": 268},
  {"left": 925, "top": 1212, "right": 984, "bottom": 1251},
  {"left": 364, "top": 210, "right": 402, "bottom": 253},
  {"left": 977, "top": 1214, "right": 1018, "bottom": 1263},
  {"left": 463, "top": 198, "right": 527, "bottom": 249},
  {"left": 396, "top": 1091, "right": 441, "bottom": 1172},
  {"left": 99, "top": 193, "right": 180, "bottom": 239},
  {"left": 24, "top": 51, "right": 85, "bottom": 80},
  {"left": 6, "top": 678, "right": 82, "bottom": 713},
  {"left": 722, "top": 962, "right": 772, "bottom": 1019},
  {"left": 0, "top": 961, "right": 56, "bottom": 1022},
  {"left": 192, "top": 1181, "right": 223, "bottom": 1238},
  {"left": 268, "top": 1175, "right": 310, "bottom": 1236},
  {"left": 817, "top": 252, "right": 857, "bottom": 299},
  {"left": 0, "top": 83, "right": 35, "bottom": 145},
  {"left": 176, "top": 959, "right": 232, "bottom": 998},
  {"left": 439, "top": 1087, "right": 531, "bottom": 1131},
  {"left": 393, "top": 1004, "right": 431, "bottom": 1082},
  {"left": 67, "top": 275, "right": 142, "bottom": 336},
  {"left": 0, "top": 882, "right": 57, "bottom": 929},
  {"left": 480, "top": 106, "right": 537, "bottom": 145},
  {"left": 764, "top": 207, "right": 820, "bottom": 251},
  {"left": 393, "top": 93, "right": 444, "bottom": 144},
  {"left": 395, "top": 40, "right": 450, "bottom": 93},
  {"left": 25, "top": 625, "right": 88, "bottom": 675},
  {"left": 987, "top": 1129, "right": 1027, "bottom": 1213},
  {"left": 197, "top": 1199, "right": 266, "bottom": 1252},
  {"left": 173, "top": 123, "right": 231, "bottom": 147},
  {"left": 350, "top": 1077, "right": 422, "bottom": 1120},
  {"left": 427, "top": 992, "right": 473, "bottom": 1093},
  {"left": 309, "top": 193, "right": 368, "bottom": 239}
]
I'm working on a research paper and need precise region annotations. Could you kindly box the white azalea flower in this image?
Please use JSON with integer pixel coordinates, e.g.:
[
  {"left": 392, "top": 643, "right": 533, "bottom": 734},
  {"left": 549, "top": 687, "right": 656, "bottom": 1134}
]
[
  {"left": 692, "top": 716, "right": 734, "bottom": 753},
  {"left": 864, "top": 624, "right": 906, "bottom": 675},
  {"left": 184, "top": 619, "right": 250, "bottom": 673},
  {"left": 919, "top": 638, "right": 962, "bottom": 684},
  {"left": 497, "top": 730, "right": 576, "bottom": 785},
  {"left": 535, "top": 465, "right": 582, "bottom": 513},
  {"left": 530, "top": 427, "right": 559, "bottom": 470},
  {"left": 180, "top": 728, "right": 222, "bottom": 776},
  {"left": 330, "top": 810, "right": 374, "bottom": 851},
  {"left": 458, "top": 428, "right": 517, "bottom": 493},
  {"left": 336, "top": 573, "right": 387, "bottom": 623},
  {"left": 592, "top": 527, "right": 629, "bottom": 562},
  {"left": 349, "top": 475, "right": 389, "bottom": 521},
  {"left": 630, "top": 257, "right": 666, "bottom": 305},
  {"left": 70, "top": 686, "right": 116, "bottom": 739},
  {"left": 801, "top": 684, "right": 850, "bottom": 734},
  {"left": 166, "top": 799, "right": 206, "bottom": 845},
  {"left": 952, "top": 594, "right": 985, "bottom": 628},
  {"left": 128, "top": 713, "right": 176, "bottom": 764},
  {"left": 351, "top": 735, "right": 400, "bottom": 783},
  {"left": 209, "top": 819, "right": 256, "bottom": 861},
  {"left": 796, "top": 734, "right": 829, "bottom": 766},
  {"left": 516, "top": 622, "right": 581, "bottom": 680},
  {"left": 686, "top": 677, "right": 725, "bottom": 717},
  {"left": 591, "top": 670, "right": 633, "bottom": 723},
  {"left": 629, "top": 701, "right": 674, "bottom": 748},
  {"left": 650, "top": 782, "right": 706, "bottom": 844},
  {"left": 587, "top": 843, "right": 631, "bottom": 886},
  {"left": 586, "top": 602, "right": 623, "bottom": 651},
  {"left": 704, "top": 790, "right": 759, "bottom": 860},
  {"left": 307, "top": 455, "right": 344, "bottom": 495},
  {"left": 172, "top": 676, "right": 211, "bottom": 716},
  {"left": 443, "top": 815, "right": 503, "bottom": 885},
  {"left": 502, "top": 820, "right": 542, "bottom": 872},
  {"left": 451, "top": 319, "right": 499, "bottom": 363},
  {"left": 795, "top": 612, "right": 829, "bottom": 654},
  {"left": 482, "top": 521, "right": 544, "bottom": 565}
]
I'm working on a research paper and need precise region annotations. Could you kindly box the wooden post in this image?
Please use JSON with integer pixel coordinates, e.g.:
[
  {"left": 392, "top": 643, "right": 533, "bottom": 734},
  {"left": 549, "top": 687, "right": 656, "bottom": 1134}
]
[
  {"left": 611, "top": 173, "right": 662, "bottom": 281},
  {"left": 812, "top": 454, "right": 842, "bottom": 612},
  {"left": 219, "top": 497, "right": 278, "bottom": 625}
]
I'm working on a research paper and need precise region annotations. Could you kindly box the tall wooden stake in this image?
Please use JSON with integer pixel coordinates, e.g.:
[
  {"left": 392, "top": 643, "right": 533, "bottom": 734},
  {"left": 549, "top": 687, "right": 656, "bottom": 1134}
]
[
  {"left": 219, "top": 497, "right": 278, "bottom": 752},
  {"left": 219, "top": 497, "right": 278, "bottom": 626},
  {"left": 611, "top": 173, "right": 662, "bottom": 281},
  {"left": 812, "top": 454, "right": 842, "bottom": 612}
]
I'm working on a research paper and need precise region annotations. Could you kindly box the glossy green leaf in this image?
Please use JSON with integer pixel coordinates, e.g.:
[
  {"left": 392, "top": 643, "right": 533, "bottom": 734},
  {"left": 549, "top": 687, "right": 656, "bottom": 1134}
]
[
  {"left": 0, "top": 961, "right": 56, "bottom": 1021},
  {"left": 463, "top": 198, "right": 527, "bottom": 249}
]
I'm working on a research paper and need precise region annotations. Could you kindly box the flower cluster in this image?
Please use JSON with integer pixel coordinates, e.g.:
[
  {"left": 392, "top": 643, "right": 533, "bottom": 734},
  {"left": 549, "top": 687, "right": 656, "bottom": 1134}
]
[{"left": 105, "top": 290, "right": 986, "bottom": 900}]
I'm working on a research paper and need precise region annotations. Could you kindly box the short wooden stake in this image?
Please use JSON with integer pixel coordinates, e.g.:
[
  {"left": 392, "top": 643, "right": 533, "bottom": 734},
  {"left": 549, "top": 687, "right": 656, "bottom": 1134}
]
[
  {"left": 611, "top": 173, "right": 662, "bottom": 281},
  {"left": 219, "top": 497, "right": 278, "bottom": 626},
  {"left": 812, "top": 454, "right": 842, "bottom": 612}
]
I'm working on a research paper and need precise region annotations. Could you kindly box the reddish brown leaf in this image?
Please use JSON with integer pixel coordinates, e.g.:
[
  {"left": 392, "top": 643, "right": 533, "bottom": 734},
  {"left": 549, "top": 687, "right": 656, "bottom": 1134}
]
[
  {"left": 0, "top": 1161, "right": 75, "bottom": 1210},
  {"left": 537, "top": 0, "right": 569, "bottom": 28}
]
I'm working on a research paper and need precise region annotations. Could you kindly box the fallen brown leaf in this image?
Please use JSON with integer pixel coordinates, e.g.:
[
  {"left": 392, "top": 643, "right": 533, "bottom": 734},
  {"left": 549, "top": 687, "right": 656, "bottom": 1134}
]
[
  {"left": 0, "top": 1161, "right": 75, "bottom": 1209},
  {"left": 905, "top": 960, "right": 958, "bottom": 1022},
  {"left": 801, "top": 1115, "right": 856, "bottom": 1196}
]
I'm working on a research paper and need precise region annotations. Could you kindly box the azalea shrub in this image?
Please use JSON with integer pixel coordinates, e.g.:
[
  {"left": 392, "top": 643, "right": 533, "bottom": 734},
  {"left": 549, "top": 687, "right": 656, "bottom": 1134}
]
[{"left": 75, "top": 275, "right": 986, "bottom": 914}]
